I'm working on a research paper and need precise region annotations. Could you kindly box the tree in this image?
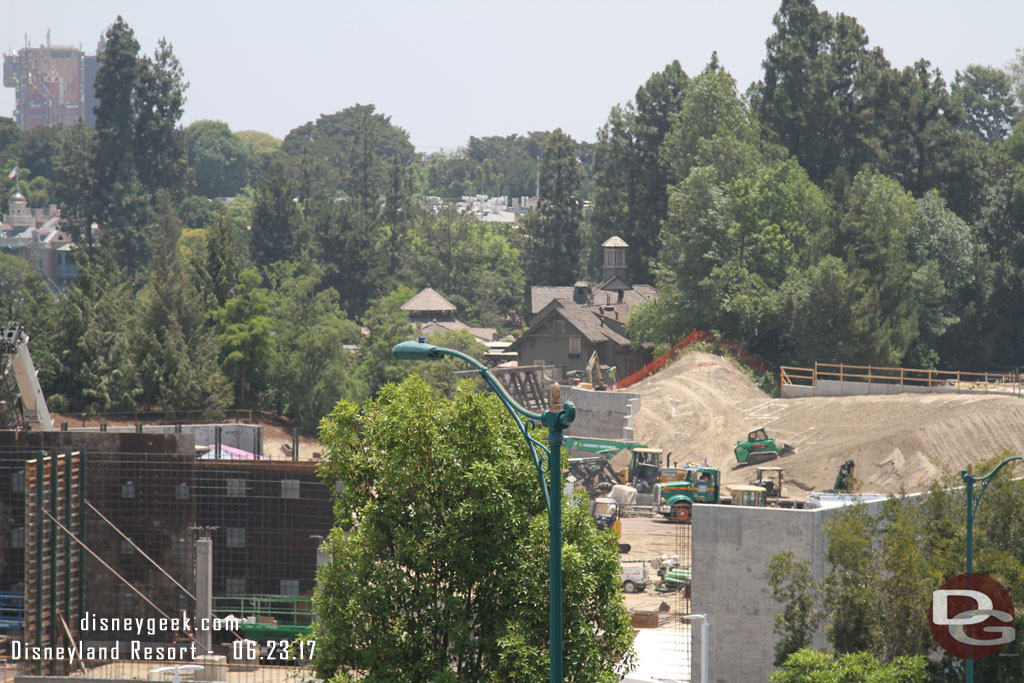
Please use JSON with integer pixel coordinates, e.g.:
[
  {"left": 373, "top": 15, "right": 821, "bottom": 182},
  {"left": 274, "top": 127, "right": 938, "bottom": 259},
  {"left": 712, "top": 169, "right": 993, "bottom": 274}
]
[
  {"left": 404, "top": 208, "right": 524, "bottom": 325},
  {"left": 522, "top": 128, "right": 583, "bottom": 288},
  {"left": 132, "top": 193, "right": 228, "bottom": 412},
  {"left": 313, "top": 376, "right": 635, "bottom": 681},
  {"left": 235, "top": 130, "right": 283, "bottom": 187},
  {"left": 768, "top": 552, "right": 823, "bottom": 666},
  {"left": 264, "top": 261, "right": 364, "bottom": 431},
  {"left": 756, "top": 0, "right": 886, "bottom": 185},
  {"left": 282, "top": 104, "right": 415, "bottom": 202},
  {"left": 588, "top": 61, "right": 689, "bottom": 282},
  {"left": 954, "top": 64, "right": 1019, "bottom": 143},
  {"left": 248, "top": 159, "right": 301, "bottom": 269},
  {"left": 212, "top": 267, "right": 273, "bottom": 407},
  {"left": 90, "top": 17, "right": 189, "bottom": 274},
  {"left": 52, "top": 121, "right": 97, "bottom": 248},
  {"left": 357, "top": 286, "right": 415, "bottom": 395},
  {"left": 770, "top": 649, "right": 927, "bottom": 683},
  {"left": 186, "top": 120, "right": 250, "bottom": 197},
  {"left": 49, "top": 250, "right": 139, "bottom": 412}
]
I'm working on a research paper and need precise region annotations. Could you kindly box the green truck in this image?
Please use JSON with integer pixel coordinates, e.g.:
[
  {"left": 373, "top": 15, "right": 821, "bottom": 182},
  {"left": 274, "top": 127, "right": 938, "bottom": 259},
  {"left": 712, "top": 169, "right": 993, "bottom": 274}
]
[{"left": 651, "top": 466, "right": 724, "bottom": 523}]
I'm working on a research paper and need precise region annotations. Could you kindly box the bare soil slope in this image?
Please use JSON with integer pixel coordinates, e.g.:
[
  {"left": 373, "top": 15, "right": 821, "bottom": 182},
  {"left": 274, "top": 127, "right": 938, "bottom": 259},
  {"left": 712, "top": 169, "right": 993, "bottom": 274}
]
[{"left": 631, "top": 352, "right": 1024, "bottom": 496}]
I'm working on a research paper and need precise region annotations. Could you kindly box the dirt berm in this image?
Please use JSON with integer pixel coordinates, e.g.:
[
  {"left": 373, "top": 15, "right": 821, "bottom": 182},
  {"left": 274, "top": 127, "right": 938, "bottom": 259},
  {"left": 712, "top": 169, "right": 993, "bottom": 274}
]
[{"left": 630, "top": 351, "right": 1024, "bottom": 496}]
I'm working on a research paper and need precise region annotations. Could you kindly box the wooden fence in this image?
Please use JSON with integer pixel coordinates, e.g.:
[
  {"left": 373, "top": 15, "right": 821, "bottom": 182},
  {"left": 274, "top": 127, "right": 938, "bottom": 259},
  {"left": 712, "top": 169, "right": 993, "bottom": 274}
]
[{"left": 780, "top": 362, "right": 1022, "bottom": 397}]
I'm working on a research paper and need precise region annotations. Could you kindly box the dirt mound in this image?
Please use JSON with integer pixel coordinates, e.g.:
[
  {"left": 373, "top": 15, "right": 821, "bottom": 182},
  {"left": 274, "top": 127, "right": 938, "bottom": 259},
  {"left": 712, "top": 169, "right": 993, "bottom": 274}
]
[{"left": 631, "top": 352, "right": 1024, "bottom": 495}]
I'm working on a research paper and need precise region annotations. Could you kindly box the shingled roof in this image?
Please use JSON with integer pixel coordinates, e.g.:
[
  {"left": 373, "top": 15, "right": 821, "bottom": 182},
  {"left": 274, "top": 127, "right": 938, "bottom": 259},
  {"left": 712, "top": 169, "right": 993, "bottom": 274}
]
[{"left": 401, "top": 287, "right": 457, "bottom": 312}]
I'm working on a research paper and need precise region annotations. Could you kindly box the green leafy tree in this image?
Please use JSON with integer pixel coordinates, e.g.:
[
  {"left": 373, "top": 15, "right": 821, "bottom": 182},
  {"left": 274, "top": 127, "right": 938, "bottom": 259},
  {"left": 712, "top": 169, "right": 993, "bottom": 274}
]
[
  {"left": 264, "top": 261, "right": 365, "bottom": 431},
  {"left": 822, "top": 504, "right": 880, "bottom": 653},
  {"left": 49, "top": 250, "right": 139, "bottom": 412},
  {"left": 588, "top": 61, "right": 689, "bottom": 282},
  {"left": 91, "top": 17, "right": 189, "bottom": 274},
  {"left": 404, "top": 208, "right": 524, "bottom": 325},
  {"left": 755, "top": 0, "right": 886, "bottom": 185},
  {"left": 186, "top": 120, "right": 250, "bottom": 197},
  {"left": 768, "top": 552, "right": 823, "bottom": 666},
  {"left": 212, "top": 267, "right": 273, "bottom": 407},
  {"left": 522, "top": 128, "right": 583, "bottom": 288},
  {"left": 954, "top": 64, "right": 1020, "bottom": 143},
  {"left": 0, "top": 253, "right": 59, "bottom": 389},
  {"left": 770, "top": 649, "right": 927, "bottom": 683},
  {"left": 282, "top": 104, "right": 415, "bottom": 203},
  {"left": 249, "top": 159, "right": 301, "bottom": 269},
  {"left": 357, "top": 286, "right": 415, "bottom": 395},
  {"left": 234, "top": 130, "right": 283, "bottom": 187},
  {"left": 52, "top": 121, "right": 97, "bottom": 248},
  {"left": 133, "top": 193, "right": 228, "bottom": 412},
  {"left": 313, "top": 376, "right": 635, "bottom": 682}
]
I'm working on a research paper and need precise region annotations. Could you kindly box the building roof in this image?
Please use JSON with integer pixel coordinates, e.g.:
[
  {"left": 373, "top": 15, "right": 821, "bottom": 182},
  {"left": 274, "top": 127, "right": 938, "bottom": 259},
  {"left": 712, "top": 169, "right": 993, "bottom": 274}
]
[
  {"left": 401, "top": 287, "right": 457, "bottom": 312},
  {"left": 602, "top": 235, "right": 629, "bottom": 248},
  {"left": 510, "top": 299, "right": 632, "bottom": 351},
  {"left": 531, "top": 283, "right": 656, "bottom": 315}
]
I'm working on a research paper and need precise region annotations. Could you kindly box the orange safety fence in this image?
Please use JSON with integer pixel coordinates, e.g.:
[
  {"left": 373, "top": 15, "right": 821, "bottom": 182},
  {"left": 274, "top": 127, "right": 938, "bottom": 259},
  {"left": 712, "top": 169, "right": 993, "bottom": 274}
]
[{"left": 613, "top": 330, "right": 776, "bottom": 390}]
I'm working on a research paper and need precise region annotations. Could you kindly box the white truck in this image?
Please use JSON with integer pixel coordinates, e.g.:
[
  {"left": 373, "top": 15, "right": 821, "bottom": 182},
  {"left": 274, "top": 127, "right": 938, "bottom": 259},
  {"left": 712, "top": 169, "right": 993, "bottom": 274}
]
[{"left": 620, "top": 560, "right": 651, "bottom": 593}]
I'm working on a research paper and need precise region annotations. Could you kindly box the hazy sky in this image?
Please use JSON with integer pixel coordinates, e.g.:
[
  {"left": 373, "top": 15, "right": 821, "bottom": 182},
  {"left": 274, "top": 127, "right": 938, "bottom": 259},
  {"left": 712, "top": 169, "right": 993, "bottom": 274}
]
[{"left": 3, "top": 1, "right": 1023, "bottom": 153}]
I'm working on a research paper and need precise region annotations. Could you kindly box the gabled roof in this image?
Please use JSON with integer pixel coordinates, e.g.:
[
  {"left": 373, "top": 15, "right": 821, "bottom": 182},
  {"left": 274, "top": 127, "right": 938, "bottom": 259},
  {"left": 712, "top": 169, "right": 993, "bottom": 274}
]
[
  {"left": 401, "top": 287, "right": 457, "bottom": 312},
  {"left": 531, "top": 286, "right": 578, "bottom": 314},
  {"left": 510, "top": 299, "right": 632, "bottom": 351}
]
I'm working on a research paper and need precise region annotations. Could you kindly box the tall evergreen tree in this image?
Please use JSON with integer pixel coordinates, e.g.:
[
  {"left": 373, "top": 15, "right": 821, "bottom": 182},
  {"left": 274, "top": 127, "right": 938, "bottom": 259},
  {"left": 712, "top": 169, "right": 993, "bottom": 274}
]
[{"left": 522, "top": 129, "right": 583, "bottom": 288}]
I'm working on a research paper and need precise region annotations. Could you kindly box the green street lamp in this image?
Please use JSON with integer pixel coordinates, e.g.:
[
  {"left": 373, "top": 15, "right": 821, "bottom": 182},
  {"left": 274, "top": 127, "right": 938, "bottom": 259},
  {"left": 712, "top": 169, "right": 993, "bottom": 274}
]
[
  {"left": 392, "top": 341, "right": 575, "bottom": 683},
  {"left": 961, "top": 456, "right": 1024, "bottom": 683}
]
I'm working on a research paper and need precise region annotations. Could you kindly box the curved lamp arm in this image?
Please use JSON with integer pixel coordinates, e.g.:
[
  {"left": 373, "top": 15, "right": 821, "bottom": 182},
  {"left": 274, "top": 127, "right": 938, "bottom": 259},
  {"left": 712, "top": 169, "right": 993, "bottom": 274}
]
[{"left": 392, "top": 341, "right": 576, "bottom": 511}]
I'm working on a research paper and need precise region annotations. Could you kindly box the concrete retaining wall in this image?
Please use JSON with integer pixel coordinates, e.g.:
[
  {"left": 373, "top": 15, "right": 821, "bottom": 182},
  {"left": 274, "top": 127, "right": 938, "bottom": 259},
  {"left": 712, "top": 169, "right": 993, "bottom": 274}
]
[
  {"left": 783, "top": 378, "right": 965, "bottom": 398},
  {"left": 562, "top": 386, "right": 640, "bottom": 441},
  {"left": 691, "top": 499, "right": 887, "bottom": 682},
  {"left": 66, "top": 424, "right": 262, "bottom": 455}
]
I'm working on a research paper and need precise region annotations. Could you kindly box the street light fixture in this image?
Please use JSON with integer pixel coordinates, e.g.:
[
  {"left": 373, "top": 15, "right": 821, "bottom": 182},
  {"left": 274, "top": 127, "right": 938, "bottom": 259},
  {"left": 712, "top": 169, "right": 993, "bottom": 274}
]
[
  {"left": 961, "top": 456, "right": 1024, "bottom": 683},
  {"left": 391, "top": 341, "right": 575, "bottom": 683}
]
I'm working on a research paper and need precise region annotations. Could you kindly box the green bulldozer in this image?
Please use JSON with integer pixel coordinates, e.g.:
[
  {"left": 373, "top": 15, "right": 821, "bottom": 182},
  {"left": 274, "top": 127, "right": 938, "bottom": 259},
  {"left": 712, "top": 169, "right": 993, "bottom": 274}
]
[{"left": 733, "top": 426, "right": 796, "bottom": 468}]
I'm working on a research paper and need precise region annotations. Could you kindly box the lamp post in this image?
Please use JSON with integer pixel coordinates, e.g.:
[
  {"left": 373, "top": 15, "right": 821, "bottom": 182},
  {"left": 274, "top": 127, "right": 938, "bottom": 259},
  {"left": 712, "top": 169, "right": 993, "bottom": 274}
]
[
  {"left": 682, "top": 614, "right": 709, "bottom": 683},
  {"left": 392, "top": 341, "right": 575, "bottom": 683},
  {"left": 961, "top": 456, "right": 1024, "bottom": 683}
]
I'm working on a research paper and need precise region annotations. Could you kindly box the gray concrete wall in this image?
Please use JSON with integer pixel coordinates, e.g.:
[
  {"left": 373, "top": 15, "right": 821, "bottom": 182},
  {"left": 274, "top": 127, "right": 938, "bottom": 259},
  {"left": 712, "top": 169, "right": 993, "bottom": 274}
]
[
  {"left": 67, "top": 424, "right": 262, "bottom": 454},
  {"left": 691, "top": 499, "right": 886, "bottom": 683},
  {"left": 562, "top": 386, "right": 640, "bottom": 440},
  {"left": 783, "top": 378, "right": 962, "bottom": 398}
]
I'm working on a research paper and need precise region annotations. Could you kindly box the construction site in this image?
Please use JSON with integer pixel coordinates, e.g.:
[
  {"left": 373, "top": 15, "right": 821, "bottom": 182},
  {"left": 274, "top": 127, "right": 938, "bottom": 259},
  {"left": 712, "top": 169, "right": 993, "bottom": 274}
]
[{"left": 4, "top": 321, "right": 1024, "bottom": 682}]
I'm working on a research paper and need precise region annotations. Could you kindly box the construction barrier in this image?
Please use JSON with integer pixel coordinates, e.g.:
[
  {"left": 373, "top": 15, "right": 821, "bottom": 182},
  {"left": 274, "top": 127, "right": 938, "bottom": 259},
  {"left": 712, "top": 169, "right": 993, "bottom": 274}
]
[{"left": 614, "top": 330, "right": 776, "bottom": 391}]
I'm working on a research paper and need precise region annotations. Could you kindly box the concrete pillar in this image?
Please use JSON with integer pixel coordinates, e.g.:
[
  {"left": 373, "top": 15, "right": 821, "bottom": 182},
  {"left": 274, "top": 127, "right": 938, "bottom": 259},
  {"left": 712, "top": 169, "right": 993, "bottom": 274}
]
[{"left": 196, "top": 536, "right": 213, "bottom": 655}]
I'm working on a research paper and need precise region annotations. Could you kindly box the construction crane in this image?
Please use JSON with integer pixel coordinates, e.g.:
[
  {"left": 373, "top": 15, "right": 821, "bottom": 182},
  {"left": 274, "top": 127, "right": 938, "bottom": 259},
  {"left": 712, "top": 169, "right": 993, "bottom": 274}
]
[{"left": 0, "top": 322, "right": 53, "bottom": 430}]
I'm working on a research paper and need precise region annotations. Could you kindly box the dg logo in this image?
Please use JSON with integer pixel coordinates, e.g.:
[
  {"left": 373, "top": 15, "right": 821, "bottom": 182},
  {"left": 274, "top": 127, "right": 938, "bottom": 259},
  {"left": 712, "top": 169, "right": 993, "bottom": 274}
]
[{"left": 930, "top": 573, "right": 1016, "bottom": 659}]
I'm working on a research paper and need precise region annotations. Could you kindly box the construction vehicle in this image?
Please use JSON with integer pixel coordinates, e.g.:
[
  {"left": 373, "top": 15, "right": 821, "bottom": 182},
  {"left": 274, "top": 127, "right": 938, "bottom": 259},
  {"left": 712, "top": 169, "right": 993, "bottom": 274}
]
[
  {"left": 749, "top": 466, "right": 803, "bottom": 508},
  {"left": 727, "top": 484, "right": 768, "bottom": 508},
  {"left": 0, "top": 322, "right": 52, "bottom": 431},
  {"left": 591, "top": 496, "right": 630, "bottom": 554},
  {"left": 567, "top": 457, "right": 623, "bottom": 497},
  {"left": 733, "top": 426, "right": 795, "bottom": 467},
  {"left": 564, "top": 436, "right": 682, "bottom": 504},
  {"left": 652, "top": 466, "right": 724, "bottom": 523},
  {"left": 833, "top": 459, "right": 856, "bottom": 492}
]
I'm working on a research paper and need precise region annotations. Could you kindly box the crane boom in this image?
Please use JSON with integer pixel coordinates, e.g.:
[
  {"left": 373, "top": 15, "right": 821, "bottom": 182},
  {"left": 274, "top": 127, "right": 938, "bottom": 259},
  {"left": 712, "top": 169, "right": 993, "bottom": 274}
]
[{"left": 1, "top": 322, "right": 53, "bottom": 430}]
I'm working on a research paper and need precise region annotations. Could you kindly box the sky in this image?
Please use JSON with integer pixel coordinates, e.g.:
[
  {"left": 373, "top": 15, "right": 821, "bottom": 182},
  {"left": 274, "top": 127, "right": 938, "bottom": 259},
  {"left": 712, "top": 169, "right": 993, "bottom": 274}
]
[{"left": 3, "top": 1, "right": 1023, "bottom": 154}]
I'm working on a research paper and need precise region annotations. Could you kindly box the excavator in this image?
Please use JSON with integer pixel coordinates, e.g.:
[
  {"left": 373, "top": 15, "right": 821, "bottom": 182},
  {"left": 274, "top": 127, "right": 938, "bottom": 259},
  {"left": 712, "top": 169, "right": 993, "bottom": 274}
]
[{"left": 0, "top": 322, "right": 53, "bottom": 431}]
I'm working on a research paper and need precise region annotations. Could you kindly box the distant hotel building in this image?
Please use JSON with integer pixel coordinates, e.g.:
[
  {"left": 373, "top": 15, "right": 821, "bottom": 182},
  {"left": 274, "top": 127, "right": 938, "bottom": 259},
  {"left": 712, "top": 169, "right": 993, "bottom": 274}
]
[{"left": 2, "top": 36, "right": 100, "bottom": 130}]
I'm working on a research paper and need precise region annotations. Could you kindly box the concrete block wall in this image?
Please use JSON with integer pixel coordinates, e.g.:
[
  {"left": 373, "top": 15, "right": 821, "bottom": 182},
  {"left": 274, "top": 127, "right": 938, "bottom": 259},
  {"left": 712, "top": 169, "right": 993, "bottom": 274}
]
[
  {"left": 562, "top": 386, "right": 641, "bottom": 440},
  {"left": 783, "top": 378, "right": 962, "bottom": 398},
  {"left": 691, "top": 499, "right": 886, "bottom": 682}
]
